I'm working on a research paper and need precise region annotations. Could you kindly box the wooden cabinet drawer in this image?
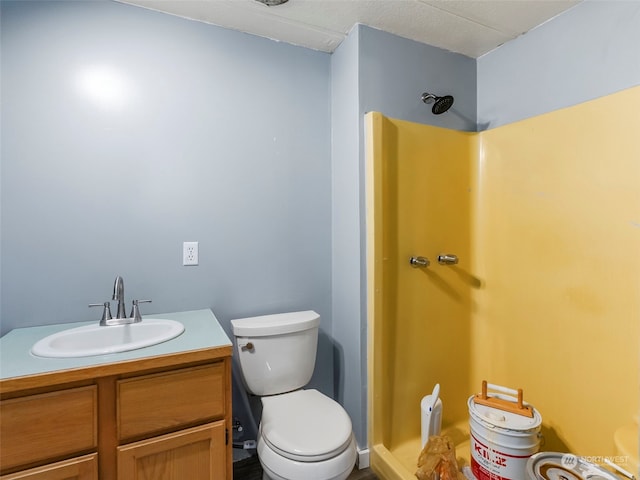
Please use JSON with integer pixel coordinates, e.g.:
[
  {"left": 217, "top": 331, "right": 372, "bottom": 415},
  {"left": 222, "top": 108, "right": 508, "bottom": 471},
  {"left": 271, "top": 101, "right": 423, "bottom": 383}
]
[
  {"left": 117, "top": 363, "right": 224, "bottom": 441},
  {"left": 0, "top": 453, "right": 98, "bottom": 480},
  {"left": 0, "top": 386, "right": 97, "bottom": 472}
]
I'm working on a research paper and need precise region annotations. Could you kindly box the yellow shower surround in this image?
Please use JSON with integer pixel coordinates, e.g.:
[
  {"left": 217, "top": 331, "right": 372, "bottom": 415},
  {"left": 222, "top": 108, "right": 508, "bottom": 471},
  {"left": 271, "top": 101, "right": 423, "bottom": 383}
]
[{"left": 365, "top": 86, "right": 640, "bottom": 479}]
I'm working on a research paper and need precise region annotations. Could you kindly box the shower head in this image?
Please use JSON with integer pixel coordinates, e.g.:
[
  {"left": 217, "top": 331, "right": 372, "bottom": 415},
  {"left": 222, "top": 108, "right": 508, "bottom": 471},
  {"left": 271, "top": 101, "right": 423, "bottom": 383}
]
[{"left": 421, "top": 92, "right": 454, "bottom": 115}]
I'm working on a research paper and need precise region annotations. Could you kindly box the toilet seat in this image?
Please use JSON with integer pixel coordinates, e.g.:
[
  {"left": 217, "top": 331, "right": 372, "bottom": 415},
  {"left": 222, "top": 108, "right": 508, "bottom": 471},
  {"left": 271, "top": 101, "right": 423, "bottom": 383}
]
[{"left": 260, "top": 389, "right": 353, "bottom": 462}]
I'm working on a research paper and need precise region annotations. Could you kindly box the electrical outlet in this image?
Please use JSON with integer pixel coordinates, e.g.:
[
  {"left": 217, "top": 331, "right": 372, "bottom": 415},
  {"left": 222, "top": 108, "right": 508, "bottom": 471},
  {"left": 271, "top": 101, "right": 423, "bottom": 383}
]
[{"left": 183, "top": 241, "right": 199, "bottom": 266}]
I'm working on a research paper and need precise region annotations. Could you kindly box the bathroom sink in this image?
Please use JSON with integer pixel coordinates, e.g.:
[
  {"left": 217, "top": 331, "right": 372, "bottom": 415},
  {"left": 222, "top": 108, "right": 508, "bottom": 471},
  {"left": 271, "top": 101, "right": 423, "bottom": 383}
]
[{"left": 31, "top": 319, "right": 185, "bottom": 358}]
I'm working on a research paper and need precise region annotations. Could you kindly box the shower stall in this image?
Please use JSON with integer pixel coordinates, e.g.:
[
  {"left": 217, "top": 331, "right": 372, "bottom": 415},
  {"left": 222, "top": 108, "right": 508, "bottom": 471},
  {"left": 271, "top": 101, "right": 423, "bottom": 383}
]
[
  {"left": 365, "top": 112, "right": 477, "bottom": 478},
  {"left": 364, "top": 87, "right": 640, "bottom": 479}
]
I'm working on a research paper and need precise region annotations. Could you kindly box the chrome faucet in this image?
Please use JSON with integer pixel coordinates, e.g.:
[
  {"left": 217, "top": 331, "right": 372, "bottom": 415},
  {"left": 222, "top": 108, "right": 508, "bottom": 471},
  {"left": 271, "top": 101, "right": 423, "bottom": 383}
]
[
  {"left": 112, "top": 275, "right": 127, "bottom": 319},
  {"left": 90, "top": 276, "right": 151, "bottom": 326}
]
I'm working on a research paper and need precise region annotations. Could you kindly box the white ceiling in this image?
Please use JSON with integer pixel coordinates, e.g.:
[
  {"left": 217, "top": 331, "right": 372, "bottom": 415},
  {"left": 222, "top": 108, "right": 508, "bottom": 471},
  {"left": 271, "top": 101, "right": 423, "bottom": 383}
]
[{"left": 120, "top": 0, "right": 581, "bottom": 58}]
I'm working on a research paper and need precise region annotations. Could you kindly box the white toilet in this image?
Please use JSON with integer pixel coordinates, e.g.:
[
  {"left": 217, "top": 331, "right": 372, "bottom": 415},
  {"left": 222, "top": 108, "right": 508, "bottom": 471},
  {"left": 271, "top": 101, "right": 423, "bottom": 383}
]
[{"left": 231, "top": 310, "right": 357, "bottom": 480}]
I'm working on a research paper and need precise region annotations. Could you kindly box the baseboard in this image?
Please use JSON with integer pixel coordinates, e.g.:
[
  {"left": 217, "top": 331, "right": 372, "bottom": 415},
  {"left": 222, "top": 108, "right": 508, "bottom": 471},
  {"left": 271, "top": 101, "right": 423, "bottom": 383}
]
[{"left": 357, "top": 447, "right": 370, "bottom": 469}]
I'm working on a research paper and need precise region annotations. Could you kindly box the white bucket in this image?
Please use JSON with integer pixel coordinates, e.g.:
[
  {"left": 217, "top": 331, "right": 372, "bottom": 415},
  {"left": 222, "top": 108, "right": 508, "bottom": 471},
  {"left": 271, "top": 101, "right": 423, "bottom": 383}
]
[{"left": 468, "top": 393, "right": 542, "bottom": 480}]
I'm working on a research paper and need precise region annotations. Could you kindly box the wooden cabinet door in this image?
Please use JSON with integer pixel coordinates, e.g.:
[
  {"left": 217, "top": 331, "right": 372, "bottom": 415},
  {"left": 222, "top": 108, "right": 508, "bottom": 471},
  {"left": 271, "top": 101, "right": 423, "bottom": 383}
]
[
  {"left": 116, "top": 422, "right": 226, "bottom": 480},
  {"left": 0, "top": 454, "right": 98, "bottom": 480}
]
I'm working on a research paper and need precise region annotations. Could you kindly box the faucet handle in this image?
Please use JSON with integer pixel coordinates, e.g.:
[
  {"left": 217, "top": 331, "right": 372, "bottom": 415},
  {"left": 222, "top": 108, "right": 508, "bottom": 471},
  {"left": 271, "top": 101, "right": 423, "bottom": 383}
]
[
  {"left": 130, "top": 299, "right": 152, "bottom": 322},
  {"left": 90, "top": 302, "right": 113, "bottom": 325}
]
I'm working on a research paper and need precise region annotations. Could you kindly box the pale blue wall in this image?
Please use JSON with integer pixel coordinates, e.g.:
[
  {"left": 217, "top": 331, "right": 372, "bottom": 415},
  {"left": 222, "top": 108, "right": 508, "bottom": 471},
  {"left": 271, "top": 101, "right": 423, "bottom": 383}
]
[
  {"left": 478, "top": 0, "right": 640, "bottom": 129},
  {"left": 330, "top": 25, "right": 364, "bottom": 446},
  {"left": 359, "top": 25, "right": 477, "bottom": 131},
  {"left": 0, "top": 0, "right": 333, "bottom": 427}
]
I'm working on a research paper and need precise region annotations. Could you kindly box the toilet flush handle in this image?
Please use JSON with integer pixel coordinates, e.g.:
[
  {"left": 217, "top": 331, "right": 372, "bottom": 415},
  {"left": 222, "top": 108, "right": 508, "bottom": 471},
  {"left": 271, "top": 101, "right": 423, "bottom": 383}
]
[{"left": 239, "top": 342, "right": 254, "bottom": 351}]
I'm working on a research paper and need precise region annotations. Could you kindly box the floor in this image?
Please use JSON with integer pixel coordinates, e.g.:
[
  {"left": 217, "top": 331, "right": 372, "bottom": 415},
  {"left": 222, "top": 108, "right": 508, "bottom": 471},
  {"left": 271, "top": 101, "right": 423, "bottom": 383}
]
[
  {"left": 347, "top": 467, "right": 379, "bottom": 479},
  {"left": 232, "top": 455, "right": 379, "bottom": 479}
]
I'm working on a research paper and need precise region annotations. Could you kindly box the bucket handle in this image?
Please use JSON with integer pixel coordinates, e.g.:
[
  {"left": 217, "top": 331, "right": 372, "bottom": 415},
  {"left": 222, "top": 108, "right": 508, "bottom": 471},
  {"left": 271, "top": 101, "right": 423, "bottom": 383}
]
[{"left": 473, "top": 380, "right": 534, "bottom": 418}]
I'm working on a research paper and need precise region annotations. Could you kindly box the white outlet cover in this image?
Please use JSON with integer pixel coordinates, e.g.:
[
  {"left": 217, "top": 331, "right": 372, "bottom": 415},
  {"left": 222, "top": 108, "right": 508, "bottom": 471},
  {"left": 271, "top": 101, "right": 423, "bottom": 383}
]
[{"left": 183, "top": 241, "right": 199, "bottom": 266}]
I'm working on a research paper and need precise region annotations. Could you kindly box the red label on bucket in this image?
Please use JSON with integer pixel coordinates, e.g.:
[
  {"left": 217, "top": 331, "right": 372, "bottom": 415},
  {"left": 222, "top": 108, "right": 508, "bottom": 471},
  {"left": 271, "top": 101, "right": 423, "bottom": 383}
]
[
  {"left": 471, "top": 457, "right": 510, "bottom": 480},
  {"left": 470, "top": 432, "right": 533, "bottom": 480}
]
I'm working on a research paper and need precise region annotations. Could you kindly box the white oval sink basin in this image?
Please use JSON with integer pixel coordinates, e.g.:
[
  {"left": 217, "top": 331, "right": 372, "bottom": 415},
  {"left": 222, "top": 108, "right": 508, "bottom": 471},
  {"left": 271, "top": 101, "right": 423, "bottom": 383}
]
[{"left": 31, "top": 319, "right": 185, "bottom": 358}]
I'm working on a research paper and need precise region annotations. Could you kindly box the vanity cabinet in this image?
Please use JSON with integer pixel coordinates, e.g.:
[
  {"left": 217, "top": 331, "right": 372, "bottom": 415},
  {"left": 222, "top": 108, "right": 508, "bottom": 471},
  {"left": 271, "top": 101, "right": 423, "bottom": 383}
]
[{"left": 0, "top": 350, "right": 232, "bottom": 480}]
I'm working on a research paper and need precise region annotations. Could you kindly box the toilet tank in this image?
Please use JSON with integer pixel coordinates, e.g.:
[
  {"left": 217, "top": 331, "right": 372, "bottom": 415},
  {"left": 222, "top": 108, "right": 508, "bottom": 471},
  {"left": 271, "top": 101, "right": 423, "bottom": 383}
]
[{"left": 230, "top": 311, "right": 320, "bottom": 396}]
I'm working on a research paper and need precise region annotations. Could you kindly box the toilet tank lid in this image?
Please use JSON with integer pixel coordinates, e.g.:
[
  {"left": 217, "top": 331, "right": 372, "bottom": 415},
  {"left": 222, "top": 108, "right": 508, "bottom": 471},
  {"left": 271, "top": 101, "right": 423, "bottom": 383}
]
[{"left": 230, "top": 310, "right": 320, "bottom": 337}]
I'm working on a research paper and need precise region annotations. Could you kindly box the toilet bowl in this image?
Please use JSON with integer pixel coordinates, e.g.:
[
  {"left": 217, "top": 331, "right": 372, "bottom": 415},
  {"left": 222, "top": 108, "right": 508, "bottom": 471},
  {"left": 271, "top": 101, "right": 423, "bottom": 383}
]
[
  {"left": 258, "top": 434, "right": 357, "bottom": 480},
  {"left": 258, "top": 389, "right": 357, "bottom": 480},
  {"left": 231, "top": 311, "right": 358, "bottom": 480}
]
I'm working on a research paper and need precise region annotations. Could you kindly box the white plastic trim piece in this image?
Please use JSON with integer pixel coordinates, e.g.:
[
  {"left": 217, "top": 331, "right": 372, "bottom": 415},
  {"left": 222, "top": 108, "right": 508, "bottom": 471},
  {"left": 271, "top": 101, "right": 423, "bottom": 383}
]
[{"left": 357, "top": 447, "right": 370, "bottom": 469}]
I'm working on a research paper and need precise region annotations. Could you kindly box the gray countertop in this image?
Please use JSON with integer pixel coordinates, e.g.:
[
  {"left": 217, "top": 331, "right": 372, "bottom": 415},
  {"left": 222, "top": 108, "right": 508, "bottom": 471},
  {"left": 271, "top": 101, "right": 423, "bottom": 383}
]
[{"left": 0, "top": 309, "right": 231, "bottom": 380}]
